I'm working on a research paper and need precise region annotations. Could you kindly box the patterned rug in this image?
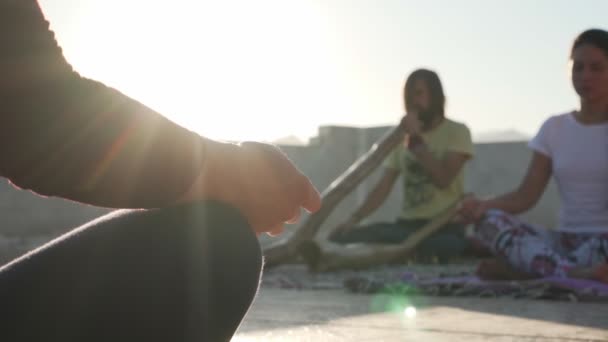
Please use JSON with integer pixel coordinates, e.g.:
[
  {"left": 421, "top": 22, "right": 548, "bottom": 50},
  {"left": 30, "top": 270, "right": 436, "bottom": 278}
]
[
  {"left": 261, "top": 264, "right": 608, "bottom": 302},
  {"left": 262, "top": 263, "right": 477, "bottom": 290}
]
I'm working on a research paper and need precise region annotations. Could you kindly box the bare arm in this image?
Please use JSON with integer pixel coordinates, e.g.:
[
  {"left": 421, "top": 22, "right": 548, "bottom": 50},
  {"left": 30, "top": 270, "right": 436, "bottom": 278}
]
[
  {"left": 483, "top": 152, "right": 552, "bottom": 214},
  {"left": 348, "top": 168, "right": 400, "bottom": 222}
]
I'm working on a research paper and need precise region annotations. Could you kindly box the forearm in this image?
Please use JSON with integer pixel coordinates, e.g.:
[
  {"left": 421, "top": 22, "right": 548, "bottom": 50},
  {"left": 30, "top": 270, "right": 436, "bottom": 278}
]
[
  {"left": 0, "top": 2, "right": 207, "bottom": 208},
  {"left": 482, "top": 190, "right": 536, "bottom": 215},
  {"left": 1, "top": 78, "right": 209, "bottom": 209},
  {"left": 482, "top": 152, "right": 551, "bottom": 215}
]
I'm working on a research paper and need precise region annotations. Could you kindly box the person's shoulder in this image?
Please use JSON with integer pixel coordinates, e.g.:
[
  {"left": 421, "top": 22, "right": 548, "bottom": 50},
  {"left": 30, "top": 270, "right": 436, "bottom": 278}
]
[
  {"left": 538, "top": 111, "right": 574, "bottom": 131},
  {"left": 543, "top": 111, "right": 573, "bottom": 125},
  {"left": 528, "top": 111, "right": 574, "bottom": 154},
  {"left": 443, "top": 118, "right": 471, "bottom": 135}
]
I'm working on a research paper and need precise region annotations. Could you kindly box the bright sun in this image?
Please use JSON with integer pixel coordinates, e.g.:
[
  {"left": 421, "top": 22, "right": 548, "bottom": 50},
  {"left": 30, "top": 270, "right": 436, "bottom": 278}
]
[{"left": 40, "top": 0, "right": 335, "bottom": 142}]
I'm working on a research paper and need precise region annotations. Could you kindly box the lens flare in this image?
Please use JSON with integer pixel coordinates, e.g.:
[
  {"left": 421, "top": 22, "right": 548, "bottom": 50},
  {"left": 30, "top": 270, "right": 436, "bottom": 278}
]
[{"left": 404, "top": 306, "right": 417, "bottom": 318}]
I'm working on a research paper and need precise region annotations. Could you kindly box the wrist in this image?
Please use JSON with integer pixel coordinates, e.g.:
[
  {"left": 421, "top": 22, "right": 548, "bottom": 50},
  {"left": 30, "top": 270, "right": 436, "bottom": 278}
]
[
  {"left": 179, "top": 138, "right": 241, "bottom": 203},
  {"left": 408, "top": 136, "right": 427, "bottom": 154}
]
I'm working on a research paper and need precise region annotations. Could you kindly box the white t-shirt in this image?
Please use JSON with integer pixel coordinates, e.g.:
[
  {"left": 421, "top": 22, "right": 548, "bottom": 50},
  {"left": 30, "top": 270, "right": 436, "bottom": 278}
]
[{"left": 529, "top": 112, "right": 608, "bottom": 232}]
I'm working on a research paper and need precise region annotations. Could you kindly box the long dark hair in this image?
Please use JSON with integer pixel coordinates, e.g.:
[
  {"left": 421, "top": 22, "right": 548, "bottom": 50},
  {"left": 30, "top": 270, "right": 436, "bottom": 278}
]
[
  {"left": 403, "top": 68, "right": 445, "bottom": 117},
  {"left": 571, "top": 28, "right": 608, "bottom": 58}
]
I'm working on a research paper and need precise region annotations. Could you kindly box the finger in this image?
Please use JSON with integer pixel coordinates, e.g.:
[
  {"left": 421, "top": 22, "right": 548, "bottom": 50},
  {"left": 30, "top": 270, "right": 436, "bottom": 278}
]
[
  {"left": 286, "top": 207, "right": 301, "bottom": 224},
  {"left": 266, "top": 224, "right": 285, "bottom": 237},
  {"left": 299, "top": 177, "right": 322, "bottom": 213}
]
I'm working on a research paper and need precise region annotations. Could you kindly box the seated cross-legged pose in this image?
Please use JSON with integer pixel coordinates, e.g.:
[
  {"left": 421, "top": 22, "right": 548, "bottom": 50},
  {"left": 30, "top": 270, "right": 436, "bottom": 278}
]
[{"left": 459, "top": 29, "right": 608, "bottom": 283}]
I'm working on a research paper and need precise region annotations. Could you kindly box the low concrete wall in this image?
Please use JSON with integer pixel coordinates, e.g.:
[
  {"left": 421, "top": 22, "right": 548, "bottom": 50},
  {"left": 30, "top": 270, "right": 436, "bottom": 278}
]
[{"left": 0, "top": 125, "right": 559, "bottom": 261}]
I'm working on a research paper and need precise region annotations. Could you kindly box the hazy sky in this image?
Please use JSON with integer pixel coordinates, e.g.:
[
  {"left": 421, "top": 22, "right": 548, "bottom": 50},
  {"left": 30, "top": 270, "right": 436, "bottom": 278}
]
[{"left": 39, "top": 0, "right": 608, "bottom": 142}]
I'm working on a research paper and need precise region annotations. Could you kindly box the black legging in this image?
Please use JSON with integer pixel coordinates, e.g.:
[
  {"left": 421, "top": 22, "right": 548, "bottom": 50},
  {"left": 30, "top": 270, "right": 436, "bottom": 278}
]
[
  {"left": 0, "top": 201, "right": 262, "bottom": 342},
  {"left": 330, "top": 219, "right": 469, "bottom": 263}
]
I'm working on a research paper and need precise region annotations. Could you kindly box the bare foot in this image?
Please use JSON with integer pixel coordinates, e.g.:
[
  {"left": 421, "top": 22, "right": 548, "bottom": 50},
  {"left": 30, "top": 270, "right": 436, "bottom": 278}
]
[
  {"left": 568, "top": 263, "right": 608, "bottom": 283},
  {"left": 476, "top": 258, "right": 536, "bottom": 281}
]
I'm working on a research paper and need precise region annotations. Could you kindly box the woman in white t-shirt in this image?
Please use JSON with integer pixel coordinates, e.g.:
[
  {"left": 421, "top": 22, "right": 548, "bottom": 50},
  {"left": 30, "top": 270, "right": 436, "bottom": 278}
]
[{"left": 460, "top": 28, "right": 608, "bottom": 283}]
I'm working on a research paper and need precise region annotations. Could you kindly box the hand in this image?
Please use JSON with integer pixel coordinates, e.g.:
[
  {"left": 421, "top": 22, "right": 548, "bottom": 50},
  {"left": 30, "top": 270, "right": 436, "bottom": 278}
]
[
  {"left": 401, "top": 112, "right": 422, "bottom": 137},
  {"left": 406, "top": 134, "right": 426, "bottom": 153},
  {"left": 456, "top": 194, "right": 488, "bottom": 224},
  {"left": 182, "top": 140, "right": 322, "bottom": 236}
]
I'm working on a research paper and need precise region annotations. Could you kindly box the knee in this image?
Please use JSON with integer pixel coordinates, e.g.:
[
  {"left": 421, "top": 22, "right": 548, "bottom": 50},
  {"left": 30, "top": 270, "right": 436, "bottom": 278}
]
[
  {"left": 473, "top": 209, "right": 519, "bottom": 248},
  {"left": 150, "top": 200, "right": 263, "bottom": 289},
  {"left": 177, "top": 200, "right": 263, "bottom": 278},
  {"left": 211, "top": 202, "right": 263, "bottom": 284},
  {"left": 164, "top": 201, "right": 263, "bottom": 339}
]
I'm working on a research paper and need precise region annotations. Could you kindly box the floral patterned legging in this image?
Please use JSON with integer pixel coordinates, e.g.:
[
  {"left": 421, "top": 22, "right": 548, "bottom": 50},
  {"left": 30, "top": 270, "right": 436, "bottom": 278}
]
[{"left": 472, "top": 210, "right": 608, "bottom": 277}]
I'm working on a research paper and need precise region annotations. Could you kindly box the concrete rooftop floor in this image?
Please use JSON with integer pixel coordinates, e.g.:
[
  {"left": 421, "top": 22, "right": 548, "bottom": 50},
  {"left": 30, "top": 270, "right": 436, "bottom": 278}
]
[{"left": 234, "top": 287, "right": 608, "bottom": 341}]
